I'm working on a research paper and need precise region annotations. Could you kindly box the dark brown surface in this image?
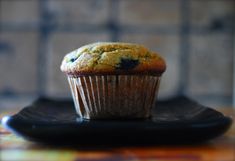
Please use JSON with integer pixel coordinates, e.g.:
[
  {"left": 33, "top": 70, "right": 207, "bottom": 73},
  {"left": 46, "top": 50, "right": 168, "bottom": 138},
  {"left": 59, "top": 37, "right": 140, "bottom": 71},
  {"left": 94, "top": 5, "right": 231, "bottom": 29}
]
[{"left": 1, "top": 96, "right": 232, "bottom": 145}]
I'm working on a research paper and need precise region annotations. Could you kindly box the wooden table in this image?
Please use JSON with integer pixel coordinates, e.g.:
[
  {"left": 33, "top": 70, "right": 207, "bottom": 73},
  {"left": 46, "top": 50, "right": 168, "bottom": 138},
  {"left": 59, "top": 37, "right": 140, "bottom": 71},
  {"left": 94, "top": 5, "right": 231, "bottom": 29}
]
[{"left": 0, "top": 108, "right": 234, "bottom": 161}]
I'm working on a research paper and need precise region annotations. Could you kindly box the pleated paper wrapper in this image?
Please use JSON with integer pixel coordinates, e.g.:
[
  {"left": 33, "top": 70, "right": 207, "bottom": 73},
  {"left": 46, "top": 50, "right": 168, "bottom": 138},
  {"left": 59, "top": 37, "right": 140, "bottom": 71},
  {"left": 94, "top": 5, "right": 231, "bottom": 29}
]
[{"left": 68, "top": 75, "right": 161, "bottom": 119}]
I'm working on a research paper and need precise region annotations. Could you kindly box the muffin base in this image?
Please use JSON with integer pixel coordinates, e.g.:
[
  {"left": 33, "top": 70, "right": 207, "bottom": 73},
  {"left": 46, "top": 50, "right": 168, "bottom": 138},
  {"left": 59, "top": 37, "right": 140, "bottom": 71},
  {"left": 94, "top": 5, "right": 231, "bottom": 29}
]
[{"left": 68, "top": 75, "right": 160, "bottom": 119}]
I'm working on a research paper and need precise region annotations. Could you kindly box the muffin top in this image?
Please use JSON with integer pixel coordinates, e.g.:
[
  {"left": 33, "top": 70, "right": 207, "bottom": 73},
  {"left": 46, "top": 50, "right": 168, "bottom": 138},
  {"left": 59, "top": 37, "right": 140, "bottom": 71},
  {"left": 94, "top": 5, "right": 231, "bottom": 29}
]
[{"left": 60, "top": 42, "right": 166, "bottom": 76}]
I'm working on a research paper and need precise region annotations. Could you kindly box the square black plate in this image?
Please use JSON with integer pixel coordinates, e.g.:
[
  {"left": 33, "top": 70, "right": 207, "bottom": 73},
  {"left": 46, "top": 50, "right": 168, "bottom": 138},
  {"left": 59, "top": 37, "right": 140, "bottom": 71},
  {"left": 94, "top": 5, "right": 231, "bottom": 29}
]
[{"left": 1, "top": 96, "right": 232, "bottom": 145}]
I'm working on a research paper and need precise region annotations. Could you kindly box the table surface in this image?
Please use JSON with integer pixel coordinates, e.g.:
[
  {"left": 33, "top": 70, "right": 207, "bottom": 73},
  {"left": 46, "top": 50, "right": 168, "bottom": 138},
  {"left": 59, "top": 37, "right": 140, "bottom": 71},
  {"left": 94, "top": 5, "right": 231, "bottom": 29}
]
[{"left": 0, "top": 108, "right": 234, "bottom": 161}]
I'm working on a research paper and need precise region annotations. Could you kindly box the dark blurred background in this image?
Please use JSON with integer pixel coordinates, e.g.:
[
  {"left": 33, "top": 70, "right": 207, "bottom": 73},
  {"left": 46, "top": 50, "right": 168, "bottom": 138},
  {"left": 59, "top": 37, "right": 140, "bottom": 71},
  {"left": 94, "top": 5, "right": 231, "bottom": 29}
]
[{"left": 0, "top": 0, "right": 234, "bottom": 110}]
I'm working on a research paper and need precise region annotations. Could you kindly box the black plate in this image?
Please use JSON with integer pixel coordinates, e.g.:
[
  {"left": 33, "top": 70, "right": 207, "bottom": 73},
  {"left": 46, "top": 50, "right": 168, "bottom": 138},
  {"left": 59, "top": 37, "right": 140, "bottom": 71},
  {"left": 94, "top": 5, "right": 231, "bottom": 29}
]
[{"left": 1, "top": 96, "right": 232, "bottom": 145}]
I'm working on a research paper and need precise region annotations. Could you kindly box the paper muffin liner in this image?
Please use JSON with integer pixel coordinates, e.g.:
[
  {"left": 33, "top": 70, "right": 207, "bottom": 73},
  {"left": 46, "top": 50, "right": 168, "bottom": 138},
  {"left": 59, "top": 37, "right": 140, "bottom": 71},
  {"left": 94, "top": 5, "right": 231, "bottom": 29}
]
[{"left": 67, "top": 75, "right": 161, "bottom": 119}]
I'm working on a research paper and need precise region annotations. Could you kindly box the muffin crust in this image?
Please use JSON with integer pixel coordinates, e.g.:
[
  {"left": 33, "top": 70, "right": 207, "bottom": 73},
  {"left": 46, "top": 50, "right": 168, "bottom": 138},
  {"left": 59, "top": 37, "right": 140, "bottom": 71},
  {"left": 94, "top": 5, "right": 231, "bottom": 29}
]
[{"left": 61, "top": 42, "right": 166, "bottom": 76}]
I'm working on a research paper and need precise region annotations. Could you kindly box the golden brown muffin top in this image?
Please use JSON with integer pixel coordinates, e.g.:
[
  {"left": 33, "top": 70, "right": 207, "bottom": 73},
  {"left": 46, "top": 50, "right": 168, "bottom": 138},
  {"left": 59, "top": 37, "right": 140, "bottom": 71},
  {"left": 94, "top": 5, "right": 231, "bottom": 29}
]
[{"left": 60, "top": 42, "right": 166, "bottom": 76}]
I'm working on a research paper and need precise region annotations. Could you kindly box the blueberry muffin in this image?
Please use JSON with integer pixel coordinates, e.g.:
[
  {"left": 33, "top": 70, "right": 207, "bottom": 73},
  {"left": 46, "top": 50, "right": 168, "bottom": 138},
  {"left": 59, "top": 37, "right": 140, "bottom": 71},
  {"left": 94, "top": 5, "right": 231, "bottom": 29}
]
[{"left": 61, "top": 42, "right": 166, "bottom": 119}]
